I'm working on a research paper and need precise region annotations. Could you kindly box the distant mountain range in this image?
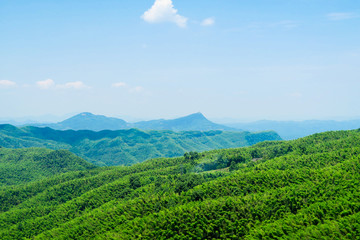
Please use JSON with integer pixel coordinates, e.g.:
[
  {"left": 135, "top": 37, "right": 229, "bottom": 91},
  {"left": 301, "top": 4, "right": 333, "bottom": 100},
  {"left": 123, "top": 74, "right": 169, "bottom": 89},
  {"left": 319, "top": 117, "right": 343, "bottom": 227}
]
[
  {"left": 133, "top": 112, "right": 237, "bottom": 131},
  {"left": 227, "top": 120, "right": 360, "bottom": 140},
  {"left": 31, "top": 112, "right": 239, "bottom": 132},
  {"left": 11, "top": 112, "right": 360, "bottom": 139}
]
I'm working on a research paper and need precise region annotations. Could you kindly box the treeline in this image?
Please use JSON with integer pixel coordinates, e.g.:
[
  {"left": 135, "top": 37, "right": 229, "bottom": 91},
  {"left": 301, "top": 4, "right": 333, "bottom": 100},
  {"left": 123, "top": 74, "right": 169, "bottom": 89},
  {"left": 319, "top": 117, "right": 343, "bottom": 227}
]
[{"left": 0, "top": 129, "right": 359, "bottom": 239}]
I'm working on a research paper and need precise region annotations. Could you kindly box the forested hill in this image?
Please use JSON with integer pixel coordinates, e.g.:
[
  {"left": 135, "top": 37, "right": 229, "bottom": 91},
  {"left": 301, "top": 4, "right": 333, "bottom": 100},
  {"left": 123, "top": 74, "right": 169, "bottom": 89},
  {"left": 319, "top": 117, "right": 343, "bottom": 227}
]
[
  {"left": 0, "top": 129, "right": 359, "bottom": 239},
  {"left": 0, "top": 148, "right": 95, "bottom": 186},
  {"left": 0, "top": 124, "right": 281, "bottom": 166}
]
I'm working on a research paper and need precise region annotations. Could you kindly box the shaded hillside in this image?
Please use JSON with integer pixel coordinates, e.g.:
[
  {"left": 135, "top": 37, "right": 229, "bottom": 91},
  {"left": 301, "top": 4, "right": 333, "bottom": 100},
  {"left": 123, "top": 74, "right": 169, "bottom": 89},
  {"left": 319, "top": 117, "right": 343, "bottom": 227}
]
[
  {"left": 0, "top": 129, "right": 359, "bottom": 239},
  {"left": 0, "top": 148, "right": 95, "bottom": 186},
  {"left": 0, "top": 124, "right": 281, "bottom": 166},
  {"left": 227, "top": 119, "right": 360, "bottom": 140}
]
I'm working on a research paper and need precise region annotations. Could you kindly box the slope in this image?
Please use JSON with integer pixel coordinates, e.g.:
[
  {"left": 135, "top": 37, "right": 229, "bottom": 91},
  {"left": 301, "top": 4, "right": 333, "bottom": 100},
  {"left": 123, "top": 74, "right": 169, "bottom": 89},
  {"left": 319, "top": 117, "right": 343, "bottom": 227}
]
[
  {"left": 0, "top": 148, "right": 95, "bottom": 186},
  {"left": 0, "top": 129, "right": 359, "bottom": 239},
  {"left": 0, "top": 124, "right": 281, "bottom": 166}
]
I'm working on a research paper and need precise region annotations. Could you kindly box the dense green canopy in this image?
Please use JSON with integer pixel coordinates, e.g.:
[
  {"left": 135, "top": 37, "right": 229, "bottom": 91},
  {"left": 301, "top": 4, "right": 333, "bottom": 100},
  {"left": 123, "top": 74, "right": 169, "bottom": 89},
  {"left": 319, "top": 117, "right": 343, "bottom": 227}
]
[
  {"left": 0, "top": 129, "right": 359, "bottom": 239},
  {"left": 0, "top": 148, "right": 95, "bottom": 186}
]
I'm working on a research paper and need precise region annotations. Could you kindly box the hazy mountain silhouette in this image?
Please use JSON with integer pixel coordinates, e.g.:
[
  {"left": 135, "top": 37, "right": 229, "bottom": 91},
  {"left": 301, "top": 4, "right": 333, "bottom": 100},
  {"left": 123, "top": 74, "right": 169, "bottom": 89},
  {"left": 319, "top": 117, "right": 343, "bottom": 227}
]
[
  {"left": 227, "top": 120, "right": 360, "bottom": 140},
  {"left": 32, "top": 112, "right": 239, "bottom": 132},
  {"left": 133, "top": 112, "right": 238, "bottom": 131}
]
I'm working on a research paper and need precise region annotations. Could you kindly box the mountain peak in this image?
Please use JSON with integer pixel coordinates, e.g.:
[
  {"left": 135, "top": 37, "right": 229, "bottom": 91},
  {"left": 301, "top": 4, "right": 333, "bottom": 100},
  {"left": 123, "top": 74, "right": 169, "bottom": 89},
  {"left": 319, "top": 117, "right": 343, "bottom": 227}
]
[
  {"left": 57, "top": 112, "right": 129, "bottom": 131},
  {"left": 78, "top": 112, "right": 96, "bottom": 117},
  {"left": 184, "top": 112, "right": 207, "bottom": 120}
]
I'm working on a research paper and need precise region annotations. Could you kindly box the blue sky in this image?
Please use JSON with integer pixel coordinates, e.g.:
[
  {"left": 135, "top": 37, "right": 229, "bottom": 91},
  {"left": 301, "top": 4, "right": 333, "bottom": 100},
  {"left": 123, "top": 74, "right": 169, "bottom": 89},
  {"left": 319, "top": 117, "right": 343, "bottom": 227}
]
[{"left": 1, "top": 0, "right": 359, "bottom": 122}]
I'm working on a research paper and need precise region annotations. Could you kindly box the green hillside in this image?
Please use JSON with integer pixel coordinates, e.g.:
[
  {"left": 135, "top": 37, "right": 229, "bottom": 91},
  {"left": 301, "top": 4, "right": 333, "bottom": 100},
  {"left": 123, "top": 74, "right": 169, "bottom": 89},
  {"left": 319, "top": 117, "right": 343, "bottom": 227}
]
[
  {"left": 0, "top": 129, "right": 359, "bottom": 239},
  {"left": 0, "top": 148, "right": 95, "bottom": 186},
  {"left": 0, "top": 124, "right": 281, "bottom": 166}
]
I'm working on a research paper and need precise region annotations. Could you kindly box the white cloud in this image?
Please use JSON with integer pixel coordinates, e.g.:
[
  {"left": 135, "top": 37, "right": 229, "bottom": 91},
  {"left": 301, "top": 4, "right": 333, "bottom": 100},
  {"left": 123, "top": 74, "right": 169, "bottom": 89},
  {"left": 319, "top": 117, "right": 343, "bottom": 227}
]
[
  {"left": 58, "top": 81, "right": 89, "bottom": 90},
  {"left": 112, "top": 82, "right": 148, "bottom": 94},
  {"left": 201, "top": 17, "right": 215, "bottom": 26},
  {"left": 327, "top": 12, "right": 357, "bottom": 20},
  {"left": 36, "top": 79, "right": 89, "bottom": 90},
  {"left": 112, "top": 82, "right": 127, "bottom": 88},
  {"left": 36, "top": 79, "right": 55, "bottom": 89},
  {"left": 0, "top": 80, "right": 16, "bottom": 88},
  {"left": 142, "top": 0, "right": 188, "bottom": 28}
]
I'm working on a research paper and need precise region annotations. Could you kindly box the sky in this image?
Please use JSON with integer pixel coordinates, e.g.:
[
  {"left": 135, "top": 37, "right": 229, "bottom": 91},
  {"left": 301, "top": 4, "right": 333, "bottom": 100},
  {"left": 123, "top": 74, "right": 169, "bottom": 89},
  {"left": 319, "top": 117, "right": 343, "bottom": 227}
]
[{"left": 1, "top": 0, "right": 360, "bottom": 122}]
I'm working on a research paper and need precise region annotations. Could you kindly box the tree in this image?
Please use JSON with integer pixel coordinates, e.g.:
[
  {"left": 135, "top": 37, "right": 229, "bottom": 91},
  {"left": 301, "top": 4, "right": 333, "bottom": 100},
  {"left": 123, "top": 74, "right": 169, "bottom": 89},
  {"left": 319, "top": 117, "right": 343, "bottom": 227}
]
[{"left": 129, "top": 175, "right": 141, "bottom": 189}]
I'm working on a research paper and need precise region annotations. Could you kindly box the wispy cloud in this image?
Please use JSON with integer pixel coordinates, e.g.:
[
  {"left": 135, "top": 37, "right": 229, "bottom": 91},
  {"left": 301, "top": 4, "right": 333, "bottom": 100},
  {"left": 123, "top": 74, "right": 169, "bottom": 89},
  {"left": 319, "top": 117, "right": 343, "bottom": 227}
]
[
  {"left": 273, "top": 20, "right": 298, "bottom": 30},
  {"left": 36, "top": 79, "right": 55, "bottom": 89},
  {"left": 129, "top": 86, "right": 145, "bottom": 93},
  {"left": 58, "top": 81, "right": 89, "bottom": 90},
  {"left": 0, "top": 80, "right": 16, "bottom": 88},
  {"left": 201, "top": 17, "right": 215, "bottom": 27},
  {"left": 36, "top": 79, "right": 90, "bottom": 90},
  {"left": 112, "top": 82, "right": 127, "bottom": 88},
  {"left": 112, "top": 82, "right": 147, "bottom": 94},
  {"left": 327, "top": 12, "right": 358, "bottom": 21},
  {"left": 142, "top": 0, "right": 188, "bottom": 28}
]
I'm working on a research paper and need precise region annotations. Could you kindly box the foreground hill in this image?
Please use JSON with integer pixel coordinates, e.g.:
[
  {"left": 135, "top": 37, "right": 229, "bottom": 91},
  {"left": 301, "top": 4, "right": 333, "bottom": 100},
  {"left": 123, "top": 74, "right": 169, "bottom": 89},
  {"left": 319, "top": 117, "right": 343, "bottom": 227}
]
[
  {"left": 0, "top": 148, "right": 95, "bottom": 186},
  {"left": 227, "top": 119, "right": 360, "bottom": 140},
  {"left": 0, "top": 129, "right": 359, "bottom": 239},
  {"left": 32, "top": 112, "right": 238, "bottom": 132},
  {"left": 0, "top": 124, "right": 280, "bottom": 166}
]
